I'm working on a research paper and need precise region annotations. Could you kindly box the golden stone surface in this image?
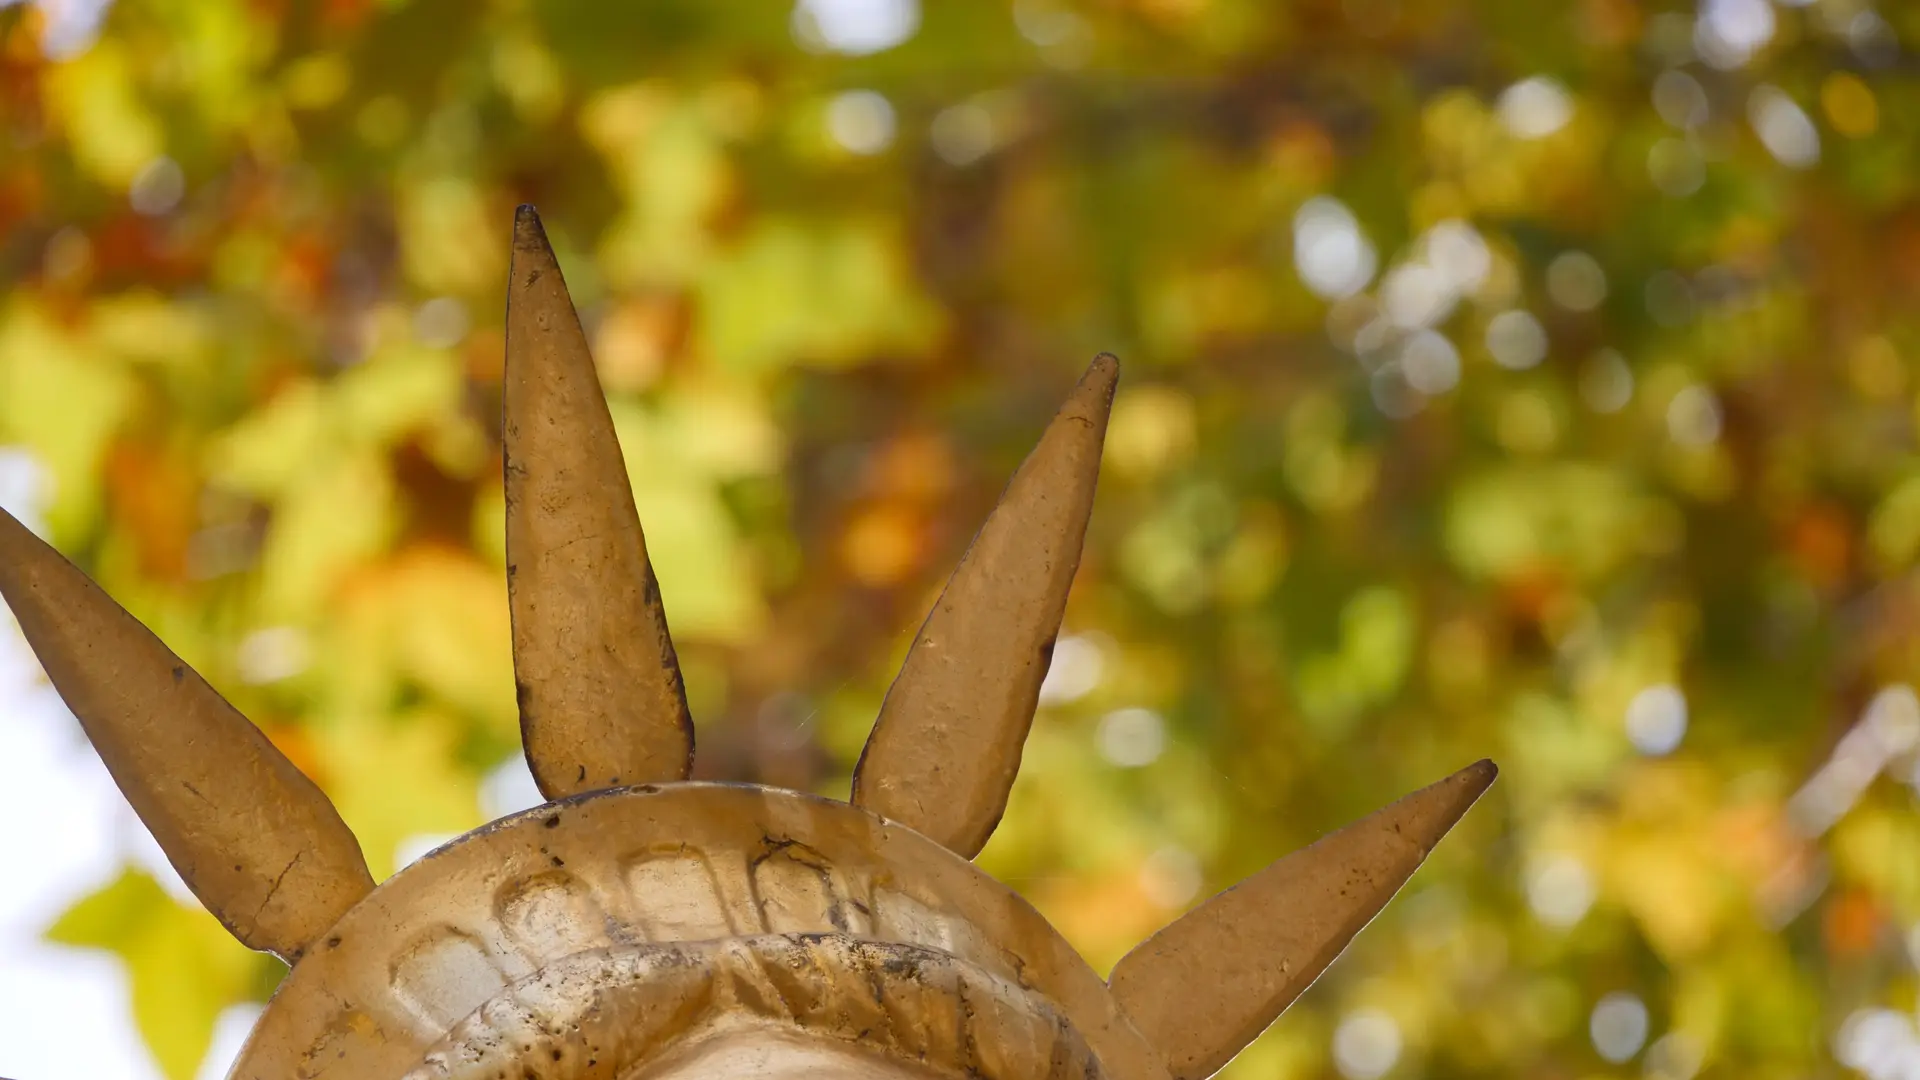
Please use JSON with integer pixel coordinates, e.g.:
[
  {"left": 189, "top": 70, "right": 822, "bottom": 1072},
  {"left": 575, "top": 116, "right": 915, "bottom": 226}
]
[{"left": 0, "top": 207, "right": 1495, "bottom": 1080}]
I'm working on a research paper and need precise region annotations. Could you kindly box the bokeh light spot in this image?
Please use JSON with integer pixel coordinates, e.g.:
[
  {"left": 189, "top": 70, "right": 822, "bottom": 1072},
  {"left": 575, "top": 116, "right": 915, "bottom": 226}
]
[
  {"left": 792, "top": 0, "right": 919, "bottom": 55},
  {"left": 1848, "top": 12, "right": 1899, "bottom": 69},
  {"left": 1486, "top": 310, "right": 1548, "bottom": 370},
  {"left": 930, "top": 102, "right": 996, "bottom": 165},
  {"left": 1590, "top": 992, "right": 1649, "bottom": 1062},
  {"left": 1645, "top": 1032, "right": 1704, "bottom": 1080},
  {"left": 1400, "top": 330, "right": 1461, "bottom": 395},
  {"left": 1579, "top": 349, "right": 1634, "bottom": 413},
  {"left": 1294, "top": 197, "right": 1378, "bottom": 300},
  {"left": 1749, "top": 86, "right": 1820, "bottom": 168},
  {"left": 1644, "top": 271, "right": 1695, "bottom": 326},
  {"left": 1822, "top": 73, "right": 1880, "bottom": 138},
  {"left": 1625, "top": 684, "right": 1688, "bottom": 755},
  {"left": 1333, "top": 1009, "right": 1403, "bottom": 1080},
  {"left": 1666, "top": 385, "right": 1723, "bottom": 446},
  {"left": 1652, "top": 70, "right": 1709, "bottom": 129},
  {"left": 1497, "top": 77, "right": 1574, "bottom": 138},
  {"left": 1139, "top": 846, "right": 1203, "bottom": 908},
  {"left": 413, "top": 297, "right": 471, "bottom": 348},
  {"left": 1547, "top": 252, "right": 1607, "bottom": 312},
  {"left": 129, "top": 157, "right": 184, "bottom": 216},
  {"left": 827, "top": 89, "right": 897, "bottom": 154},
  {"left": 1370, "top": 364, "right": 1424, "bottom": 419},
  {"left": 1647, "top": 139, "right": 1705, "bottom": 197},
  {"left": 1526, "top": 854, "right": 1596, "bottom": 928},
  {"left": 1038, "top": 634, "right": 1105, "bottom": 706},
  {"left": 1695, "top": 0, "right": 1774, "bottom": 69},
  {"left": 1097, "top": 707, "right": 1167, "bottom": 767}
]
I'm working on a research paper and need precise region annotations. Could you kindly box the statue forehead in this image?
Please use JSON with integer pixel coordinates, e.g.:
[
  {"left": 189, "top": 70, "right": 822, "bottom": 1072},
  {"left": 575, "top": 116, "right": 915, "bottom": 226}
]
[
  {"left": 637, "top": 1028, "right": 952, "bottom": 1080},
  {"left": 240, "top": 784, "right": 1153, "bottom": 1080},
  {"left": 0, "top": 206, "right": 1495, "bottom": 1080}
]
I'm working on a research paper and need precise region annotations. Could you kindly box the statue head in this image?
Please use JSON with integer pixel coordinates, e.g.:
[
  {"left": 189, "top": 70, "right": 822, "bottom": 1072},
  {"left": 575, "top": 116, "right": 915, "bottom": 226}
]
[{"left": 0, "top": 207, "right": 1495, "bottom": 1080}]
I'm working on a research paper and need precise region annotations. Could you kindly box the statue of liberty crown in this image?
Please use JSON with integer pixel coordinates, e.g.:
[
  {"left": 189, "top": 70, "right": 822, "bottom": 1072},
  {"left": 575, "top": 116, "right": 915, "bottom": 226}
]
[{"left": 0, "top": 207, "right": 1495, "bottom": 1080}]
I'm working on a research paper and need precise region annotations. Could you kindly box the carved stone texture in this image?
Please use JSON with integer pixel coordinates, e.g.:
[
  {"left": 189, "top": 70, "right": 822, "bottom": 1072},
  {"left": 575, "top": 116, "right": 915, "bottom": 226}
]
[{"left": 0, "top": 207, "right": 1497, "bottom": 1080}]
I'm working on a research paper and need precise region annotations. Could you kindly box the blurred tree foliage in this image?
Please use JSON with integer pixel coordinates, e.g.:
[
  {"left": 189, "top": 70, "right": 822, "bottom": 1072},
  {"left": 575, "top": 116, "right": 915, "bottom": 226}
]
[{"left": 4, "top": 0, "right": 1920, "bottom": 1076}]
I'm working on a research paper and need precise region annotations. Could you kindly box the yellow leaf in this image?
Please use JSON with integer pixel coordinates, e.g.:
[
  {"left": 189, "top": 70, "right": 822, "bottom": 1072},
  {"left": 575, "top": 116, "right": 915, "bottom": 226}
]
[
  {"left": 0, "top": 298, "right": 138, "bottom": 544},
  {"left": 206, "top": 379, "right": 332, "bottom": 498},
  {"left": 91, "top": 292, "right": 214, "bottom": 370},
  {"left": 321, "top": 546, "right": 517, "bottom": 745},
  {"left": 611, "top": 401, "right": 767, "bottom": 643},
  {"left": 398, "top": 175, "right": 505, "bottom": 293},
  {"left": 313, "top": 705, "right": 484, "bottom": 880},
  {"left": 40, "top": 40, "right": 164, "bottom": 187},
  {"left": 255, "top": 451, "right": 397, "bottom": 621},
  {"left": 335, "top": 342, "right": 468, "bottom": 447},
  {"left": 695, "top": 218, "right": 943, "bottom": 373}
]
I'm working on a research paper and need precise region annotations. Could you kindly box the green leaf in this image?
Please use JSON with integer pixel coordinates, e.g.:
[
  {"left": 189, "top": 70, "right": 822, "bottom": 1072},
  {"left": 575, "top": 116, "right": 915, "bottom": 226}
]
[{"left": 49, "top": 869, "right": 261, "bottom": 1080}]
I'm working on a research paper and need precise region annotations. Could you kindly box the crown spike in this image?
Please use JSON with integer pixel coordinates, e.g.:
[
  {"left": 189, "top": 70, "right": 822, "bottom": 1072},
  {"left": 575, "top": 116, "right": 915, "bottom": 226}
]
[
  {"left": 852, "top": 354, "right": 1118, "bottom": 857},
  {"left": 504, "top": 206, "right": 693, "bottom": 799},
  {"left": 0, "top": 508, "right": 373, "bottom": 961},
  {"left": 1107, "top": 760, "right": 1497, "bottom": 1080}
]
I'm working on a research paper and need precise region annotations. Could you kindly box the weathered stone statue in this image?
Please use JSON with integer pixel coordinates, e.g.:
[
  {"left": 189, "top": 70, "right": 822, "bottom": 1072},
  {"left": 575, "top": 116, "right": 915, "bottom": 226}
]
[{"left": 0, "top": 208, "right": 1495, "bottom": 1080}]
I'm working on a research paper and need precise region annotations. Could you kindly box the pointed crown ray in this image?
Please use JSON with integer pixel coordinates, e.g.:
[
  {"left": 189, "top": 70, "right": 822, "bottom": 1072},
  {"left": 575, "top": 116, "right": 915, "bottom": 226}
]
[
  {"left": 504, "top": 206, "right": 693, "bottom": 800},
  {"left": 0, "top": 512, "right": 373, "bottom": 961},
  {"left": 852, "top": 351, "right": 1117, "bottom": 857},
  {"left": 1108, "top": 759, "right": 1498, "bottom": 1080}
]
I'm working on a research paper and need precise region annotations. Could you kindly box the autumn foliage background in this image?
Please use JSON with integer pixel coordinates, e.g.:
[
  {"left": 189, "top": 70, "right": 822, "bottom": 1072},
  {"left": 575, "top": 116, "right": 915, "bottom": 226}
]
[{"left": 3, "top": 0, "right": 1920, "bottom": 1076}]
